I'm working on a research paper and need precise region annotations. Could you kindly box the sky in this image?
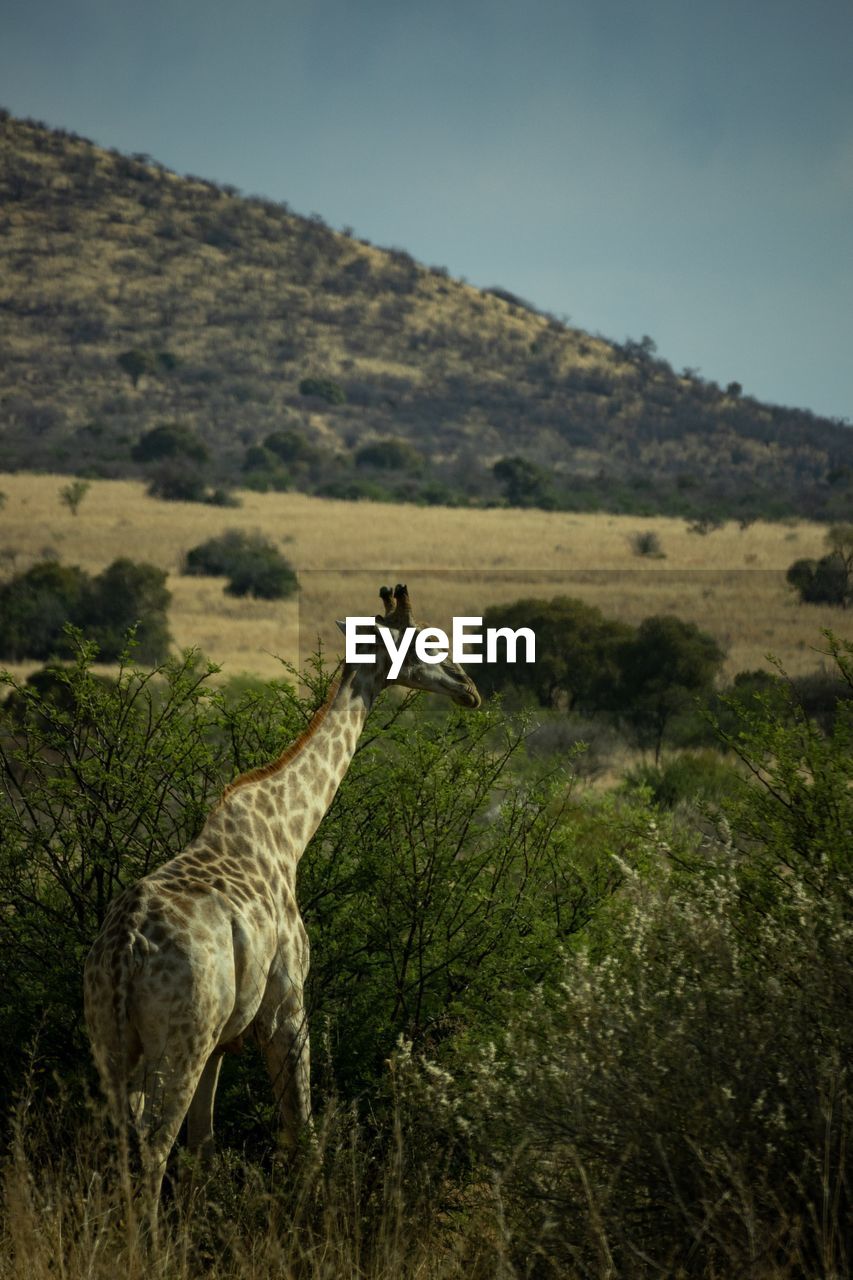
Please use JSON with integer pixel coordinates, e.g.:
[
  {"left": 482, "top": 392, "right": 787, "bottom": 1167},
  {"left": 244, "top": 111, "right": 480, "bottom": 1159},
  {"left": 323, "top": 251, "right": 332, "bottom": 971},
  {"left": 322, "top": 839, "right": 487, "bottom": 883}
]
[{"left": 2, "top": 0, "right": 852, "bottom": 422}]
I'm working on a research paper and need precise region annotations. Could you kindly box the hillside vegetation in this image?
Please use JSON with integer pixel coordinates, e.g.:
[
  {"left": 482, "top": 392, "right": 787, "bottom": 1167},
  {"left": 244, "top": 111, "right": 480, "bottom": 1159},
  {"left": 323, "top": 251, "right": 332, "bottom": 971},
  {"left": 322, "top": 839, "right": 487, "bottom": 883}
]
[{"left": 1, "top": 109, "right": 851, "bottom": 520}]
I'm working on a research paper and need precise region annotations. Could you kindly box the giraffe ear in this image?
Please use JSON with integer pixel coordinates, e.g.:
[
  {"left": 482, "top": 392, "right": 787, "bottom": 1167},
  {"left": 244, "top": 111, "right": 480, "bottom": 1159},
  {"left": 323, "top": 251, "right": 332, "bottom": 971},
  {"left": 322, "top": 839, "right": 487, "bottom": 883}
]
[{"left": 335, "top": 619, "right": 347, "bottom": 635}]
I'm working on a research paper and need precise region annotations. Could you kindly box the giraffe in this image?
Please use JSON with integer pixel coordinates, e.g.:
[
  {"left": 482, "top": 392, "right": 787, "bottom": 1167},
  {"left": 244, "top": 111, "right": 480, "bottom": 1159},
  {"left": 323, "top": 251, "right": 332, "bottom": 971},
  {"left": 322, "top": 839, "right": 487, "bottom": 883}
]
[{"left": 83, "top": 583, "right": 480, "bottom": 1211}]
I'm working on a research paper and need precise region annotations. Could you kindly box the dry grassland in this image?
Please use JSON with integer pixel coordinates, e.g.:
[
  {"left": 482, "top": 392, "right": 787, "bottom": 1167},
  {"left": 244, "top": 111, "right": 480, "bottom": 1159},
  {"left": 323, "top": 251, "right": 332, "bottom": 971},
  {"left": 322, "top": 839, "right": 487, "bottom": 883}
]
[{"left": 1, "top": 473, "right": 848, "bottom": 685}]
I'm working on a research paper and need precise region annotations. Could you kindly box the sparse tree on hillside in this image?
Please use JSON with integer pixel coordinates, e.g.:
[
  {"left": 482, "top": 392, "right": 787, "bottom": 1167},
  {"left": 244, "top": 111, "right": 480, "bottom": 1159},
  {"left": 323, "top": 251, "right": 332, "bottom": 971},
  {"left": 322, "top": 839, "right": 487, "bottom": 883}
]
[
  {"left": 355, "top": 439, "right": 423, "bottom": 471},
  {"left": 117, "top": 348, "right": 156, "bottom": 388},
  {"left": 132, "top": 423, "right": 209, "bottom": 465},
  {"left": 299, "top": 377, "right": 346, "bottom": 404},
  {"left": 117, "top": 348, "right": 179, "bottom": 387},
  {"left": 59, "top": 479, "right": 91, "bottom": 516},
  {"left": 493, "top": 456, "right": 556, "bottom": 509}
]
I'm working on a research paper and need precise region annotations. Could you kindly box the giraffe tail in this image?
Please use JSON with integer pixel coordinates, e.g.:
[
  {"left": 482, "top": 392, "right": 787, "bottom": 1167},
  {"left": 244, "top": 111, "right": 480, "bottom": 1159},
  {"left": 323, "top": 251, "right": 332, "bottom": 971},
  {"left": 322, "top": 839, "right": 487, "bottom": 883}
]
[{"left": 84, "top": 889, "right": 155, "bottom": 1130}]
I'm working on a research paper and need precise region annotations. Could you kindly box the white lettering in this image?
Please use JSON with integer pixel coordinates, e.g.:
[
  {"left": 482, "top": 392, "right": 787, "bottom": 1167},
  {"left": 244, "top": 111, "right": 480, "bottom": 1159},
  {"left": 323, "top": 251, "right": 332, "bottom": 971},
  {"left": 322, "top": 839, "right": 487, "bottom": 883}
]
[
  {"left": 415, "top": 627, "right": 449, "bottom": 664},
  {"left": 343, "top": 616, "right": 537, "bottom": 676},
  {"left": 452, "top": 616, "right": 483, "bottom": 663},
  {"left": 345, "top": 617, "right": 378, "bottom": 663},
  {"left": 486, "top": 626, "right": 536, "bottom": 664},
  {"left": 381, "top": 625, "right": 417, "bottom": 679}
]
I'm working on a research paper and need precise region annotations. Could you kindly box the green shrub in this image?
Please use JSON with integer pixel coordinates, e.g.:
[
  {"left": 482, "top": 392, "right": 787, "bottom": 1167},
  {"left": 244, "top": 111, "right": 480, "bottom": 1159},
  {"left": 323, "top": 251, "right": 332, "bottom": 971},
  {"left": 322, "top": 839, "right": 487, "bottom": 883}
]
[
  {"left": 132, "top": 422, "right": 209, "bottom": 465},
  {"left": 298, "top": 376, "right": 346, "bottom": 404},
  {"left": 478, "top": 595, "right": 632, "bottom": 712},
  {"left": 146, "top": 461, "right": 209, "bottom": 502},
  {"left": 264, "top": 428, "right": 320, "bottom": 464},
  {"left": 623, "top": 749, "right": 740, "bottom": 808},
  {"left": 183, "top": 530, "right": 297, "bottom": 600},
  {"left": 0, "top": 650, "right": 635, "bottom": 1123},
  {"left": 413, "top": 858, "right": 850, "bottom": 1277},
  {"left": 492, "top": 455, "right": 556, "bottom": 508},
  {"left": 355, "top": 438, "right": 423, "bottom": 471},
  {"left": 205, "top": 486, "right": 241, "bottom": 508},
  {"left": 83, "top": 558, "right": 172, "bottom": 663},
  {"left": 787, "top": 552, "right": 851, "bottom": 606},
  {"left": 242, "top": 444, "right": 278, "bottom": 472},
  {"left": 315, "top": 476, "right": 394, "bottom": 502},
  {"left": 405, "top": 639, "right": 852, "bottom": 1277},
  {"left": 617, "top": 614, "right": 725, "bottom": 761},
  {"left": 0, "top": 560, "right": 89, "bottom": 660},
  {"left": 0, "top": 558, "right": 171, "bottom": 663},
  {"left": 0, "top": 648, "right": 234, "bottom": 1097},
  {"left": 116, "top": 347, "right": 155, "bottom": 387},
  {"left": 629, "top": 528, "right": 665, "bottom": 557}
]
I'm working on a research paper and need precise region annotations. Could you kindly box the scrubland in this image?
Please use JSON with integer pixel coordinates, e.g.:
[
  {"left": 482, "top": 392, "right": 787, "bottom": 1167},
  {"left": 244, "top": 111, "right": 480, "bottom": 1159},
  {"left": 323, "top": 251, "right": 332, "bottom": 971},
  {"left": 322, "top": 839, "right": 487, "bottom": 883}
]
[
  {"left": 0, "top": 632, "right": 850, "bottom": 1279},
  {"left": 0, "top": 472, "right": 845, "bottom": 684}
]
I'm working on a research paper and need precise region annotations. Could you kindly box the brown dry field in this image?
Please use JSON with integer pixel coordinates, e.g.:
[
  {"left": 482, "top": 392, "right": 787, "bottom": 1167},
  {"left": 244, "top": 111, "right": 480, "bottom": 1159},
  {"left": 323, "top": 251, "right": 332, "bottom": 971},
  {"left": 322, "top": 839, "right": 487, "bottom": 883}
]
[{"left": 0, "top": 473, "right": 849, "bottom": 685}]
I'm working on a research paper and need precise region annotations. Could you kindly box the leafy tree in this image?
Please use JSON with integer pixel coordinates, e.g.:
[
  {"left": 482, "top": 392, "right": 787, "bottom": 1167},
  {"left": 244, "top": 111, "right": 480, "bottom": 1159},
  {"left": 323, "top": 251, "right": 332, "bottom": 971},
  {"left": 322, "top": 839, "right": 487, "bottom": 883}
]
[
  {"left": 479, "top": 596, "right": 632, "bottom": 712},
  {"left": 0, "top": 647, "right": 228, "bottom": 1097},
  {"left": 116, "top": 348, "right": 156, "bottom": 387},
  {"left": 616, "top": 614, "right": 725, "bottom": 761},
  {"left": 0, "top": 561, "right": 89, "bottom": 660},
  {"left": 300, "top": 702, "right": 641, "bottom": 1096},
  {"left": 183, "top": 530, "right": 297, "bottom": 600},
  {"left": 492, "top": 456, "right": 556, "bottom": 508},
  {"left": 117, "top": 348, "right": 178, "bottom": 387},
  {"left": 146, "top": 461, "right": 209, "bottom": 503},
  {"left": 298, "top": 376, "right": 346, "bottom": 404},
  {"left": 59, "top": 478, "right": 91, "bottom": 516},
  {"left": 0, "top": 558, "right": 171, "bottom": 663},
  {"left": 132, "top": 422, "right": 209, "bottom": 465},
  {"left": 355, "top": 438, "right": 423, "bottom": 471},
  {"left": 787, "top": 553, "right": 850, "bottom": 607},
  {"left": 0, "top": 649, "right": 632, "bottom": 1121},
  {"left": 787, "top": 525, "right": 853, "bottom": 608},
  {"left": 83, "top": 558, "right": 172, "bottom": 663},
  {"left": 242, "top": 444, "right": 281, "bottom": 472},
  {"left": 264, "top": 429, "right": 320, "bottom": 465}
]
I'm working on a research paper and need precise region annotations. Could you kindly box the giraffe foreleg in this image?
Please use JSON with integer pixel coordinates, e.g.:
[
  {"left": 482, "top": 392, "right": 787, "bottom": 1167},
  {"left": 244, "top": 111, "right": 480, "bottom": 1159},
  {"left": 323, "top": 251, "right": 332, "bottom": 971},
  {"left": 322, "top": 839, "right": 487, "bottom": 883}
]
[
  {"left": 262, "top": 1013, "right": 312, "bottom": 1149},
  {"left": 255, "top": 993, "right": 312, "bottom": 1151}
]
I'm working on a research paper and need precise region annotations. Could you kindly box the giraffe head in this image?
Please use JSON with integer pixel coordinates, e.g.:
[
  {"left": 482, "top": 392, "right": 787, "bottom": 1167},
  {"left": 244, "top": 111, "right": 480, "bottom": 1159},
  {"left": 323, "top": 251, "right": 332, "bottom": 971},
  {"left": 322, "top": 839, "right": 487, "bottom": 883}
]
[{"left": 339, "top": 583, "right": 481, "bottom": 708}]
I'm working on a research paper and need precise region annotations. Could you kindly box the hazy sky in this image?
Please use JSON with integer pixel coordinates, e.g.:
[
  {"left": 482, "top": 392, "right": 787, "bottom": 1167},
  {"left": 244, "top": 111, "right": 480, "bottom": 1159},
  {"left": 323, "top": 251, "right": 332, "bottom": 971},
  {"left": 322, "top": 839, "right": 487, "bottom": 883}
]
[{"left": 3, "top": 0, "right": 852, "bottom": 421}]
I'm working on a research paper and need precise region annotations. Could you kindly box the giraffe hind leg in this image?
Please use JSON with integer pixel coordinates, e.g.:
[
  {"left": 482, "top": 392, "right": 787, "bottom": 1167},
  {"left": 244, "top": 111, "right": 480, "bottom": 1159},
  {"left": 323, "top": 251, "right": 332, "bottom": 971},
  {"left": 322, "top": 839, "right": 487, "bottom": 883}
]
[
  {"left": 133, "top": 1050, "right": 218, "bottom": 1210},
  {"left": 185, "top": 1053, "right": 224, "bottom": 1164},
  {"left": 257, "top": 1009, "right": 312, "bottom": 1151}
]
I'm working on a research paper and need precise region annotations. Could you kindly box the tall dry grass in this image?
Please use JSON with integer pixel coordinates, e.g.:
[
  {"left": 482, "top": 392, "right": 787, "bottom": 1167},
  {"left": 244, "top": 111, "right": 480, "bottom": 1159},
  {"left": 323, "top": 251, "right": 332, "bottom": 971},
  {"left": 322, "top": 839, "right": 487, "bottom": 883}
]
[
  {"left": 0, "top": 472, "right": 847, "bottom": 683},
  {"left": 0, "top": 1094, "right": 500, "bottom": 1280}
]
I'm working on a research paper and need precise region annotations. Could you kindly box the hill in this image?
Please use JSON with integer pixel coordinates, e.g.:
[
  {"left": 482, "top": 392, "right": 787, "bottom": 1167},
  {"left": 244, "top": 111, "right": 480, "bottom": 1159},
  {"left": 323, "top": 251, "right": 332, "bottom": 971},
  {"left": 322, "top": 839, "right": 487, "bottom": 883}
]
[{"left": 1, "top": 109, "right": 851, "bottom": 519}]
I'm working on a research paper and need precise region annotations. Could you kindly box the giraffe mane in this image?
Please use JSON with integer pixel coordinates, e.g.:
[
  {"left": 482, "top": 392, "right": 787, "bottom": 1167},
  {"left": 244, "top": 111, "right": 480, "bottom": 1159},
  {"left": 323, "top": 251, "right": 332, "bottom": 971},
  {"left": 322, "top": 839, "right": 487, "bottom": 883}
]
[{"left": 218, "top": 672, "right": 343, "bottom": 804}]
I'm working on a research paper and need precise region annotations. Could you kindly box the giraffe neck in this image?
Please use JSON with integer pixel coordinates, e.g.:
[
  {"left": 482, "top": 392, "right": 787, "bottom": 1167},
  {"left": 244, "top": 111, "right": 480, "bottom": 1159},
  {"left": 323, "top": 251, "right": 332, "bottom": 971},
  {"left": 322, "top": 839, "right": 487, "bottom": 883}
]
[{"left": 220, "top": 665, "right": 379, "bottom": 863}]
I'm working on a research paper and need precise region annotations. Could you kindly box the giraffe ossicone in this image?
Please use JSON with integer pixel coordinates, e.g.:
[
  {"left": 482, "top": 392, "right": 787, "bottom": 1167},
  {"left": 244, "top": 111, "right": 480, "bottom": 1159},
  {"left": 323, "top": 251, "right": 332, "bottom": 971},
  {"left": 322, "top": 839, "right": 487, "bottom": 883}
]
[{"left": 83, "top": 583, "right": 481, "bottom": 1210}]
